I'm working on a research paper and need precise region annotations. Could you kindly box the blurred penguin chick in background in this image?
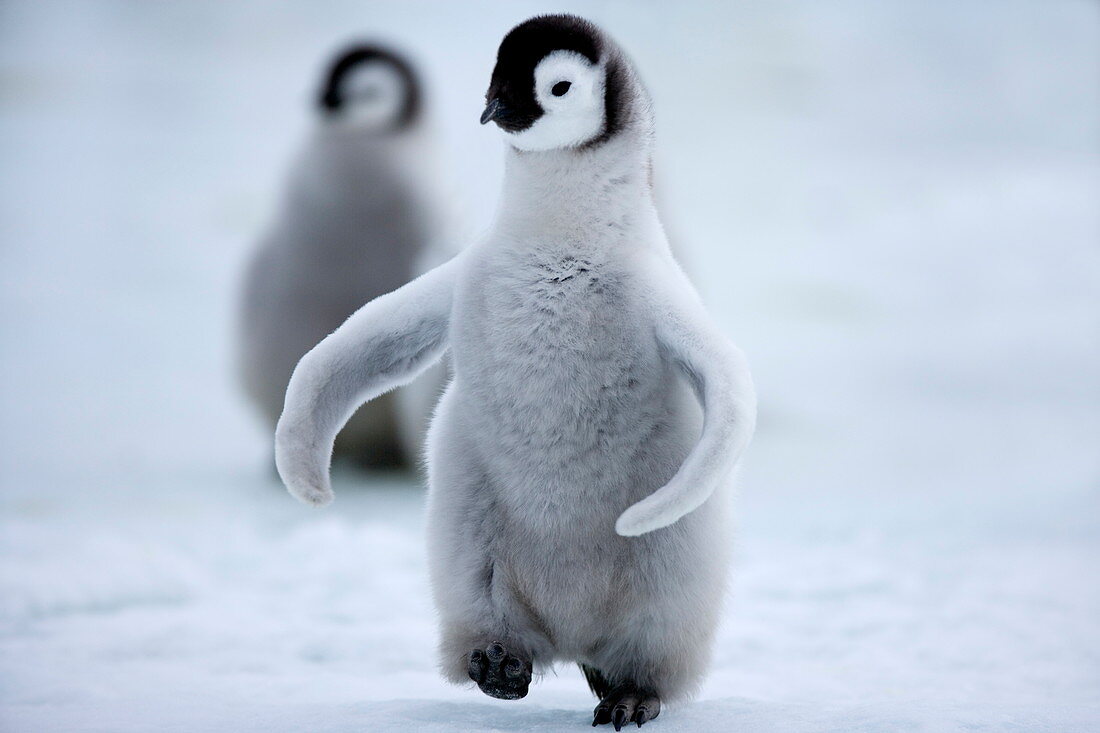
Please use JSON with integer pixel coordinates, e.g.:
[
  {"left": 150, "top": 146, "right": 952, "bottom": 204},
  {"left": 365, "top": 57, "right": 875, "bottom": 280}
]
[{"left": 239, "top": 43, "right": 452, "bottom": 471}]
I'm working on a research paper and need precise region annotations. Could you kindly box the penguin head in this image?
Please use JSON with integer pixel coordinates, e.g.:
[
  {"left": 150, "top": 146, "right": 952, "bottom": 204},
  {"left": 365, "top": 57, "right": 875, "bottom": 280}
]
[
  {"left": 317, "top": 44, "right": 420, "bottom": 131},
  {"left": 481, "top": 15, "right": 632, "bottom": 152}
]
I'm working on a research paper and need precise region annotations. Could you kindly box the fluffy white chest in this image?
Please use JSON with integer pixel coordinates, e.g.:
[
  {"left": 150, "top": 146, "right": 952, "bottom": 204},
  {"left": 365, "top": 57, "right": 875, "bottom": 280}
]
[{"left": 451, "top": 242, "right": 670, "bottom": 475}]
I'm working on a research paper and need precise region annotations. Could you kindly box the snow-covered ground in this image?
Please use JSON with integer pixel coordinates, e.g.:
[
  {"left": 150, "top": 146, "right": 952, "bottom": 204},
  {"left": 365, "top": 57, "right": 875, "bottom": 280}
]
[{"left": 1, "top": 2, "right": 1098, "bottom": 731}]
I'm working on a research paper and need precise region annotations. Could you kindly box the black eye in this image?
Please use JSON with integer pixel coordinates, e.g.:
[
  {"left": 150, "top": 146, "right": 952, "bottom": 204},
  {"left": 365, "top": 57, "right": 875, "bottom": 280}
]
[{"left": 551, "top": 81, "right": 571, "bottom": 97}]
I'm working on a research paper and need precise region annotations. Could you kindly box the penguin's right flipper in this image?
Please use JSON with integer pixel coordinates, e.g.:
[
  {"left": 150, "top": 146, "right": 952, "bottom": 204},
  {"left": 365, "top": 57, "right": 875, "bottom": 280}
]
[{"left": 275, "top": 255, "right": 462, "bottom": 505}]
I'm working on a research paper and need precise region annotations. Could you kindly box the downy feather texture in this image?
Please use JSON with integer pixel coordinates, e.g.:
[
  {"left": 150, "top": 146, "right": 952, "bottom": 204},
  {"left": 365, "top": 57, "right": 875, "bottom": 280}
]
[{"left": 276, "top": 15, "right": 755, "bottom": 706}]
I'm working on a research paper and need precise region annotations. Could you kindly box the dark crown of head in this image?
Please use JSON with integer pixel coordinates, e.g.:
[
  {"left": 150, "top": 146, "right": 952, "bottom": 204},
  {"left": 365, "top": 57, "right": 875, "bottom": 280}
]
[
  {"left": 485, "top": 15, "right": 626, "bottom": 143},
  {"left": 317, "top": 43, "right": 421, "bottom": 126}
]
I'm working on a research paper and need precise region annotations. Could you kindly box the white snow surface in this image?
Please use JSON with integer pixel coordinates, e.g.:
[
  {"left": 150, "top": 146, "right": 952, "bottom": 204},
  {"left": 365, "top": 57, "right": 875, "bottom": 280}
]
[{"left": 1, "top": 2, "right": 1098, "bottom": 731}]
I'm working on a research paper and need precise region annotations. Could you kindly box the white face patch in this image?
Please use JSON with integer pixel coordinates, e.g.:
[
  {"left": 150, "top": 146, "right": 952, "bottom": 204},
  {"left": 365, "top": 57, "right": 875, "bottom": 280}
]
[
  {"left": 335, "top": 61, "right": 405, "bottom": 130},
  {"left": 505, "top": 50, "right": 605, "bottom": 152}
]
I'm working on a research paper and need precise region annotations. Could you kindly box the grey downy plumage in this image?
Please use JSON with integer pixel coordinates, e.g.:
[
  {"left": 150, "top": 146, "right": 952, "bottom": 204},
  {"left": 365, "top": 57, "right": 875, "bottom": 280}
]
[{"left": 275, "top": 16, "right": 756, "bottom": 728}]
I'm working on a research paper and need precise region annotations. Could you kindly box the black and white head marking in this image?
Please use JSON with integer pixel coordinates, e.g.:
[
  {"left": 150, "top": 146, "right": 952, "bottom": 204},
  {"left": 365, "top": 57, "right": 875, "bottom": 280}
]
[
  {"left": 318, "top": 44, "right": 420, "bottom": 131},
  {"left": 481, "top": 15, "right": 630, "bottom": 151}
]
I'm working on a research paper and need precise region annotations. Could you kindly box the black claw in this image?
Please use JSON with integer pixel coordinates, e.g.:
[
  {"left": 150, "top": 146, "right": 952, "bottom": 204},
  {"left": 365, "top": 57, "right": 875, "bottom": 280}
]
[
  {"left": 486, "top": 642, "right": 505, "bottom": 661},
  {"left": 504, "top": 657, "right": 524, "bottom": 678},
  {"left": 467, "top": 650, "right": 485, "bottom": 683},
  {"left": 592, "top": 683, "right": 660, "bottom": 729}
]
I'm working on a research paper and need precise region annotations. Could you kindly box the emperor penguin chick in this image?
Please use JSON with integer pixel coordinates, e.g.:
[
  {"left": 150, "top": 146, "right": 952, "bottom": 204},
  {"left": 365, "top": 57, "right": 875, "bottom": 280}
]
[
  {"left": 240, "top": 43, "right": 450, "bottom": 470},
  {"left": 275, "top": 15, "right": 756, "bottom": 728}
]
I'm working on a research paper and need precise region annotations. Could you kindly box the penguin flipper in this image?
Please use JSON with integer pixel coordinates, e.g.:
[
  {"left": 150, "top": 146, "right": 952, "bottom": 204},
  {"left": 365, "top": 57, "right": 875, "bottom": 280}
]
[
  {"left": 615, "top": 265, "right": 757, "bottom": 536},
  {"left": 275, "top": 256, "right": 461, "bottom": 505}
]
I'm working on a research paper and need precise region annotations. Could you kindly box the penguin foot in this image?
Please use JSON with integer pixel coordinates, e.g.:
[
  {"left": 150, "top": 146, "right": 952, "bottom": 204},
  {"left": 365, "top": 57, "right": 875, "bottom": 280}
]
[
  {"left": 467, "top": 641, "right": 532, "bottom": 700},
  {"left": 592, "top": 684, "right": 660, "bottom": 729}
]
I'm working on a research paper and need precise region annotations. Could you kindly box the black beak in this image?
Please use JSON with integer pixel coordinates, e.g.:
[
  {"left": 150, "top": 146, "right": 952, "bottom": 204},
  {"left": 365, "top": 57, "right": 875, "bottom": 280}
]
[{"left": 480, "top": 97, "right": 503, "bottom": 125}]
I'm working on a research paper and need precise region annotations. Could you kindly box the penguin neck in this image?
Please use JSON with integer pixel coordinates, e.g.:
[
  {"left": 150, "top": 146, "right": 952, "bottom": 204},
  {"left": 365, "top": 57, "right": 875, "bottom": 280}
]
[
  {"left": 295, "top": 122, "right": 428, "bottom": 208},
  {"left": 312, "top": 120, "right": 423, "bottom": 169},
  {"left": 494, "top": 130, "right": 656, "bottom": 243}
]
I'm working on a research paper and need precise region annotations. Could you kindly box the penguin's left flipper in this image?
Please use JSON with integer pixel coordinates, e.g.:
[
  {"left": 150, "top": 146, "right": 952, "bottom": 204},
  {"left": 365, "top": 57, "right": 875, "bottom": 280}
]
[
  {"left": 614, "top": 259, "right": 758, "bottom": 537},
  {"left": 592, "top": 683, "right": 660, "bottom": 729}
]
